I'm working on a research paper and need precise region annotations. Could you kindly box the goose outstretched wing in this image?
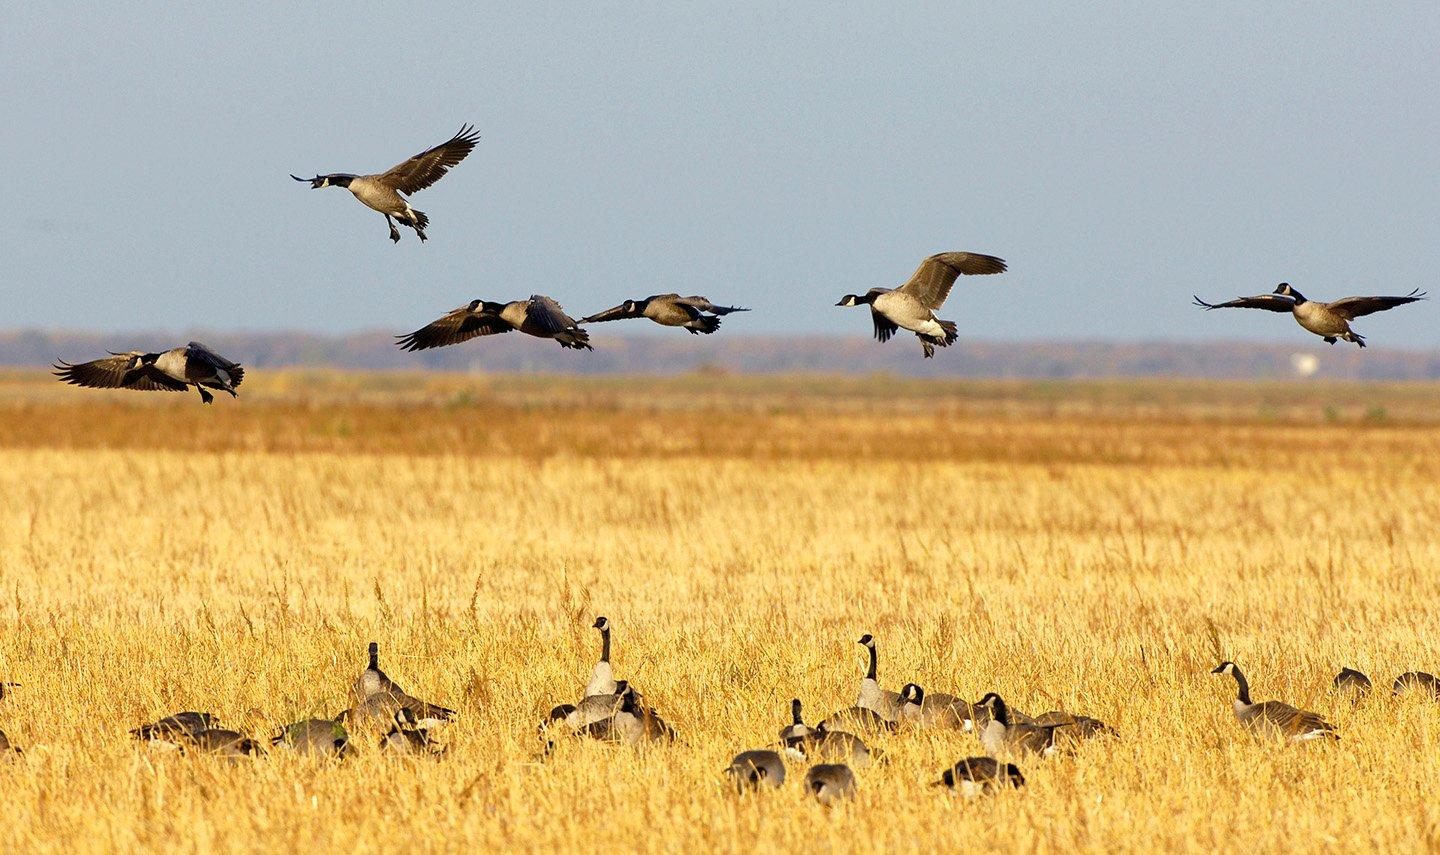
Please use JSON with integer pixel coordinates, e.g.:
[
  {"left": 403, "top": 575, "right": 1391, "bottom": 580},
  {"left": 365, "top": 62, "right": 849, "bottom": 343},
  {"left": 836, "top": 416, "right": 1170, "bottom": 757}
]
[
  {"left": 1325, "top": 289, "right": 1426, "bottom": 319},
  {"left": 395, "top": 303, "right": 511, "bottom": 351},
  {"left": 897, "top": 252, "right": 1008, "bottom": 309},
  {"left": 1192, "top": 294, "right": 1295, "bottom": 312},
  {"left": 378, "top": 124, "right": 480, "bottom": 195}
]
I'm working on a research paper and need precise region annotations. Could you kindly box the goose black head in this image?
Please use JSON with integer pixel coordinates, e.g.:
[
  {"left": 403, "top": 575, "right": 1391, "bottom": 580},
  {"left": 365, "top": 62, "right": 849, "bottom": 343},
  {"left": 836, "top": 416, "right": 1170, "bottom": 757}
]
[
  {"left": 292, "top": 173, "right": 354, "bottom": 189},
  {"left": 593, "top": 616, "right": 610, "bottom": 631},
  {"left": 1211, "top": 661, "right": 1236, "bottom": 675},
  {"left": 1273, "top": 283, "right": 1306, "bottom": 302},
  {"left": 857, "top": 633, "right": 875, "bottom": 647},
  {"left": 836, "top": 294, "right": 865, "bottom": 307},
  {"left": 901, "top": 683, "right": 924, "bottom": 704},
  {"left": 623, "top": 299, "right": 645, "bottom": 313}
]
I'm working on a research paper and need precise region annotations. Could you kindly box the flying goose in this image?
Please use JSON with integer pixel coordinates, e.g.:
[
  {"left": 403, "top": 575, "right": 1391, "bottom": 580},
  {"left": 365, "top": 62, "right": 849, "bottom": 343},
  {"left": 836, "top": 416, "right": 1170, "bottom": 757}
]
[
  {"left": 382, "top": 708, "right": 446, "bottom": 756},
  {"left": 897, "top": 683, "right": 972, "bottom": 731},
  {"left": 396, "top": 296, "right": 592, "bottom": 352},
  {"left": 781, "top": 725, "right": 876, "bottom": 770},
  {"left": 272, "top": 718, "right": 350, "bottom": 758},
  {"left": 931, "top": 757, "right": 1025, "bottom": 797},
  {"left": 132, "top": 711, "right": 218, "bottom": 747},
  {"left": 350, "top": 642, "right": 455, "bottom": 727},
  {"left": 975, "top": 693, "right": 1067, "bottom": 758},
  {"left": 291, "top": 124, "right": 479, "bottom": 243},
  {"left": 1392, "top": 671, "right": 1440, "bottom": 699},
  {"left": 779, "top": 698, "right": 818, "bottom": 742},
  {"left": 854, "top": 634, "right": 903, "bottom": 723},
  {"left": 1211, "top": 662, "right": 1337, "bottom": 741},
  {"left": 585, "top": 616, "right": 619, "bottom": 697},
  {"left": 54, "top": 342, "right": 243, "bottom": 404},
  {"left": 725, "top": 749, "right": 786, "bottom": 791},
  {"left": 191, "top": 728, "right": 266, "bottom": 757},
  {"left": 1193, "top": 284, "right": 1425, "bottom": 348},
  {"left": 1332, "top": 667, "right": 1373, "bottom": 698},
  {"left": 805, "top": 764, "right": 856, "bottom": 805},
  {"left": 836, "top": 251, "right": 1007, "bottom": 358},
  {"left": 579, "top": 295, "right": 749, "bottom": 335}
]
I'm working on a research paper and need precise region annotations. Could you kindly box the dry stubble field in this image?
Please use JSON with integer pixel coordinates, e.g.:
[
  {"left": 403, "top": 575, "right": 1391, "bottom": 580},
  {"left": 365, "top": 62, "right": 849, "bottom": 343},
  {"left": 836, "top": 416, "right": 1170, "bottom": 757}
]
[{"left": 1, "top": 370, "right": 1439, "bottom": 852}]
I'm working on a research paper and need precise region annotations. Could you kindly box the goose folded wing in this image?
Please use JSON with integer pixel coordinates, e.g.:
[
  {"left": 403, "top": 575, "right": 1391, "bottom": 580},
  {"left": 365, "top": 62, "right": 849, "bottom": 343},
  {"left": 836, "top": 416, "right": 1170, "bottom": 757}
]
[
  {"left": 1324, "top": 289, "right": 1427, "bottom": 319},
  {"left": 379, "top": 124, "right": 481, "bottom": 195},
  {"left": 1191, "top": 294, "right": 1295, "bottom": 312},
  {"left": 870, "top": 308, "right": 899, "bottom": 343},
  {"left": 185, "top": 342, "right": 245, "bottom": 386},
  {"left": 525, "top": 295, "right": 580, "bottom": 334},
  {"left": 1255, "top": 701, "right": 1332, "bottom": 734},
  {"left": 54, "top": 354, "right": 189, "bottom": 392},
  {"left": 675, "top": 296, "right": 749, "bottom": 315},
  {"left": 899, "top": 252, "right": 1008, "bottom": 309},
  {"left": 395, "top": 306, "right": 510, "bottom": 351}
]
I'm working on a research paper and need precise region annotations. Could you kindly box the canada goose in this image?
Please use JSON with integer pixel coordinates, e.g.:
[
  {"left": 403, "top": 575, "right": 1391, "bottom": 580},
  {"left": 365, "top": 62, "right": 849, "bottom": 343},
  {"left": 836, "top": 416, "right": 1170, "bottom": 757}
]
[
  {"left": 1193, "top": 284, "right": 1425, "bottom": 348},
  {"left": 351, "top": 641, "right": 455, "bottom": 727},
  {"left": 1332, "top": 668, "right": 1373, "bottom": 697},
  {"left": 132, "top": 711, "right": 218, "bottom": 746},
  {"left": 579, "top": 295, "right": 749, "bottom": 335},
  {"left": 54, "top": 342, "right": 243, "bottom": 404},
  {"left": 545, "top": 680, "right": 631, "bottom": 732},
  {"left": 974, "top": 693, "right": 1067, "bottom": 758},
  {"left": 897, "top": 683, "right": 972, "bottom": 731},
  {"left": 819, "top": 705, "right": 898, "bottom": 735},
  {"left": 805, "top": 763, "right": 856, "bottom": 805},
  {"left": 1392, "top": 672, "right": 1440, "bottom": 699},
  {"left": 396, "top": 296, "right": 592, "bottom": 352},
  {"left": 1030, "top": 709, "right": 1112, "bottom": 741},
  {"left": 291, "top": 124, "right": 479, "bottom": 243},
  {"left": 854, "top": 634, "right": 903, "bottom": 722},
  {"left": 582, "top": 686, "right": 676, "bottom": 745},
  {"left": 272, "top": 718, "right": 350, "bottom": 758},
  {"left": 585, "top": 616, "right": 618, "bottom": 697},
  {"left": 782, "top": 726, "right": 876, "bottom": 771},
  {"left": 1211, "top": 662, "right": 1337, "bottom": 741},
  {"left": 725, "top": 749, "right": 786, "bottom": 791},
  {"left": 931, "top": 757, "right": 1025, "bottom": 797},
  {"left": 382, "top": 709, "right": 446, "bottom": 756},
  {"left": 191, "top": 728, "right": 266, "bottom": 757},
  {"left": 779, "top": 698, "right": 818, "bottom": 742},
  {"left": 836, "top": 251, "right": 1007, "bottom": 358}
]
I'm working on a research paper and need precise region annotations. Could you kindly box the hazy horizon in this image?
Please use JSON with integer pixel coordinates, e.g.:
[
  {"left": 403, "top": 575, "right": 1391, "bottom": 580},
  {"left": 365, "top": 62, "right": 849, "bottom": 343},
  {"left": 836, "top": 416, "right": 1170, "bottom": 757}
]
[{"left": 4, "top": 5, "right": 1438, "bottom": 348}]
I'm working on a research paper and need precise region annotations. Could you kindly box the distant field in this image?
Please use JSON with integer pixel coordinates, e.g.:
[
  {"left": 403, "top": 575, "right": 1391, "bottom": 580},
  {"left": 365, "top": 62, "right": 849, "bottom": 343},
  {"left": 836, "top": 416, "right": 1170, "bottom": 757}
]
[{"left": 1, "top": 371, "right": 1438, "bottom": 851}]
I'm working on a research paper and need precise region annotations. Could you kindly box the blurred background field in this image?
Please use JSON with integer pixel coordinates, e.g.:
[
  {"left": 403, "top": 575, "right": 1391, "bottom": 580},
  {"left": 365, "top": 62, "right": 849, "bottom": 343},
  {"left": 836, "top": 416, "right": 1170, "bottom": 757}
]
[{"left": 1, "top": 372, "right": 1438, "bottom": 851}]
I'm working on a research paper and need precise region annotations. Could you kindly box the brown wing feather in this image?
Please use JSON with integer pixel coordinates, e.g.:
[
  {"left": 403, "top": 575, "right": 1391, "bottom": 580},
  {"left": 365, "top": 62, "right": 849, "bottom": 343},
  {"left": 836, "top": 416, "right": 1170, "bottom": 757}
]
[
  {"left": 579, "top": 303, "right": 643, "bottom": 324},
  {"left": 526, "top": 295, "right": 580, "bottom": 335},
  {"left": 395, "top": 305, "right": 511, "bottom": 352},
  {"left": 1192, "top": 294, "right": 1296, "bottom": 313},
  {"left": 53, "top": 354, "right": 188, "bottom": 392},
  {"left": 1255, "top": 701, "right": 1333, "bottom": 735},
  {"left": 898, "top": 251, "right": 1008, "bottom": 309},
  {"left": 378, "top": 125, "right": 480, "bottom": 195},
  {"left": 1324, "top": 289, "right": 1426, "bottom": 319}
]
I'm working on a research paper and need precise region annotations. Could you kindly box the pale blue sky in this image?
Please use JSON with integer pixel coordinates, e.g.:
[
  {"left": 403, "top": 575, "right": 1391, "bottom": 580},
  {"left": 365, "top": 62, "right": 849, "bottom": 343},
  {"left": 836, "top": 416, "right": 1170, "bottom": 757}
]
[{"left": 3, "top": 4, "right": 1438, "bottom": 345}]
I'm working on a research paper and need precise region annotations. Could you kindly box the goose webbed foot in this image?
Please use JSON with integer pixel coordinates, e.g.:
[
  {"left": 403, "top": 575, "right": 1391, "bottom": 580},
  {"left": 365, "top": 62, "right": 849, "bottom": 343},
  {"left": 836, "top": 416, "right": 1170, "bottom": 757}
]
[
  {"left": 1324, "top": 337, "right": 1336, "bottom": 345},
  {"left": 384, "top": 215, "right": 401, "bottom": 243},
  {"left": 197, "top": 387, "right": 214, "bottom": 404}
]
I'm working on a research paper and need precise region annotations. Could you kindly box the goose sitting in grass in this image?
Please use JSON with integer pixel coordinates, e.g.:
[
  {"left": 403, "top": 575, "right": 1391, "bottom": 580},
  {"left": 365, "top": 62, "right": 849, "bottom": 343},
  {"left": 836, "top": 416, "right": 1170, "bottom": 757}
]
[
  {"left": 132, "top": 711, "right": 219, "bottom": 748},
  {"left": 974, "top": 693, "right": 1069, "bottom": 758},
  {"left": 725, "top": 749, "right": 786, "bottom": 791},
  {"left": 272, "top": 718, "right": 350, "bottom": 758},
  {"left": 805, "top": 764, "right": 856, "bottom": 805},
  {"left": 931, "top": 757, "right": 1025, "bottom": 797},
  {"left": 1211, "top": 662, "right": 1337, "bottom": 742},
  {"left": 350, "top": 642, "right": 455, "bottom": 728},
  {"left": 1392, "top": 671, "right": 1440, "bottom": 699}
]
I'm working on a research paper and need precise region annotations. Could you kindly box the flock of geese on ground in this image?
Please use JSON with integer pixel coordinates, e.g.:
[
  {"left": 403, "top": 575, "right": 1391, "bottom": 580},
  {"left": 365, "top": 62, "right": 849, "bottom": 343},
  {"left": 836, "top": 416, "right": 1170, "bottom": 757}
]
[
  {"left": 42, "top": 123, "right": 1430, "bottom": 402},
  {"left": 3, "top": 622, "right": 1437, "bottom": 804}
]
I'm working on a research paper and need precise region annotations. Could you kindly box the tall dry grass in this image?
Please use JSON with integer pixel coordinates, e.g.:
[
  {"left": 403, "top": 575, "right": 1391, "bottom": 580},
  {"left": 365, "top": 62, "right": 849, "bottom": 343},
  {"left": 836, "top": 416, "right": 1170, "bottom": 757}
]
[{"left": 0, "top": 371, "right": 1438, "bottom": 852}]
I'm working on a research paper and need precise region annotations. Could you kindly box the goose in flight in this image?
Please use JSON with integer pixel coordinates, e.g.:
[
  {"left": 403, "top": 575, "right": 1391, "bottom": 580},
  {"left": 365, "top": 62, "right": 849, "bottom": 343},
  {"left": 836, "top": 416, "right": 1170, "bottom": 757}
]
[
  {"left": 580, "top": 295, "right": 748, "bottom": 334},
  {"left": 837, "top": 251, "right": 1007, "bottom": 358},
  {"left": 291, "top": 124, "right": 479, "bottom": 243},
  {"left": 396, "top": 295, "right": 592, "bottom": 352},
  {"left": 54, "top": 342, "right": 243, "bottom": 404},
  {"left": 1193, "top": 283, "right": 1425, "bottom": 348}
]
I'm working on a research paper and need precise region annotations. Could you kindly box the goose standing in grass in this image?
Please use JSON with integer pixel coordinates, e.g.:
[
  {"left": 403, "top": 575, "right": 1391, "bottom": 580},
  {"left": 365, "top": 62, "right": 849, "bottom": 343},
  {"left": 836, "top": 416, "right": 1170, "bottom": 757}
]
[
  {"left": 291, "top": 124, "right": 479, "bottom": 243},
  {"left": 382, "top": 709, "right": 446, "bottom": 756},
  {"left": 350, "top": 642, "right": 455, "bottom": 727},
  {"left": 836, "top": 251, "right": 1007, "bottom": 358},
  {"left": 1332, "top": 668, "right": 1373, "bottom": 698},
  {"left": 897, "top": 684, "right": 972, "bottom": 731},
  {"left": 1392, "top": 672, "right": 1440, "bottom": 699},
  {"left": 819, "top": 704, "right": 897, "bottom": 735},
  {"left": 779, "top": 699, "right": 818, "bottom": 742},
  {"left": 931, "top": 757, "right": 1025, "bottom": 797},
  {"left": 579, "top": 295, "right": 749, "bottom": 335},
  {"left": 1193, "top": 284, "right": 1425, "bottom": 347},
  {"left": 782, "top": 726, "right": 876, "bottom": 771},
  {"left": 191, "top": 728, "right": 266, "bottom": 757},
  {"left": 725, "top": 750, "right": 786, "bottom": 791},
  {"left": 54, "top": 342, "right": 243, "bottom": 404},
  {"left": 805, "top": 764, "right": 856, "bottom": 805},
  {"left": 582, "top": 686, "right": 676, "bottom": 745},
  {"left": 273, "top": 719, "right": 350, "bottom": 758},
  {"left": 132, "top": 711, "right": 219, "bottom": 747},
  {"left": 585, "top": 616, "right": 619, "bottom": 697},
  {"left": 974, "top": 693, "right": 1067, "bottom": 758},
  {"left": 854, "top": 634, "right": 903, "bottom": 723},
  {"left": 1210, "top": 662, "right": 1337, "bottom": 741},
  {"left": 544, "top": 680, "right": 631, "bottom": 733},
  {"left": 1030, "top": 709, "right": 1112, "bottom": 741},
  {"left": 396, "top": 296, "right": 592, "bottom": 352}
]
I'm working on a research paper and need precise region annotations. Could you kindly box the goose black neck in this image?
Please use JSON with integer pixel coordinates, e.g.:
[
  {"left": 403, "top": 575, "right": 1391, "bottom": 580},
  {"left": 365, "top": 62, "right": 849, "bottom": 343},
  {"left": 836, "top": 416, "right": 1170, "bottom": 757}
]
[
  {"left": 865, "top": 645, "right": 877, "bottom": 681},
  {"left": 1231, "top": 668, "right": 1252, "bottom": 705},
  {"left": 791, "top": 699, "right": 803, "bottom": 725},
  {"left": 367, "top": 642, "right": 379, "bottom": 670},
  {"left": 1289, "top": 291, "right": 1308, "bottom": 305},
  {"left": 992, "top": 696, "right": 1011, "bottom": 726},
  {"left": 600, "top": 628, "right": 610, "bottom": 663}
]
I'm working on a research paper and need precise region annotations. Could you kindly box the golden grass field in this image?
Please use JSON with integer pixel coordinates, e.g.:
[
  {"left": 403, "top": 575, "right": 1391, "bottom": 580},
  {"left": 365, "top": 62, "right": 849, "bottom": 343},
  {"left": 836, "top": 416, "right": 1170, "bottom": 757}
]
[{"left": 2, "top": 370, "right": 1439, "bottom": 852}]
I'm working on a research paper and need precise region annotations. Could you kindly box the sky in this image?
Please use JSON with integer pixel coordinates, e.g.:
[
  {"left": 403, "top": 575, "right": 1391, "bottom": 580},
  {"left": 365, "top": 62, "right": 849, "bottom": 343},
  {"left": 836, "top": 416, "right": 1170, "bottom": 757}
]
[{"left": 3, "top": 4, "right": 1439, "bottom": 345}]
